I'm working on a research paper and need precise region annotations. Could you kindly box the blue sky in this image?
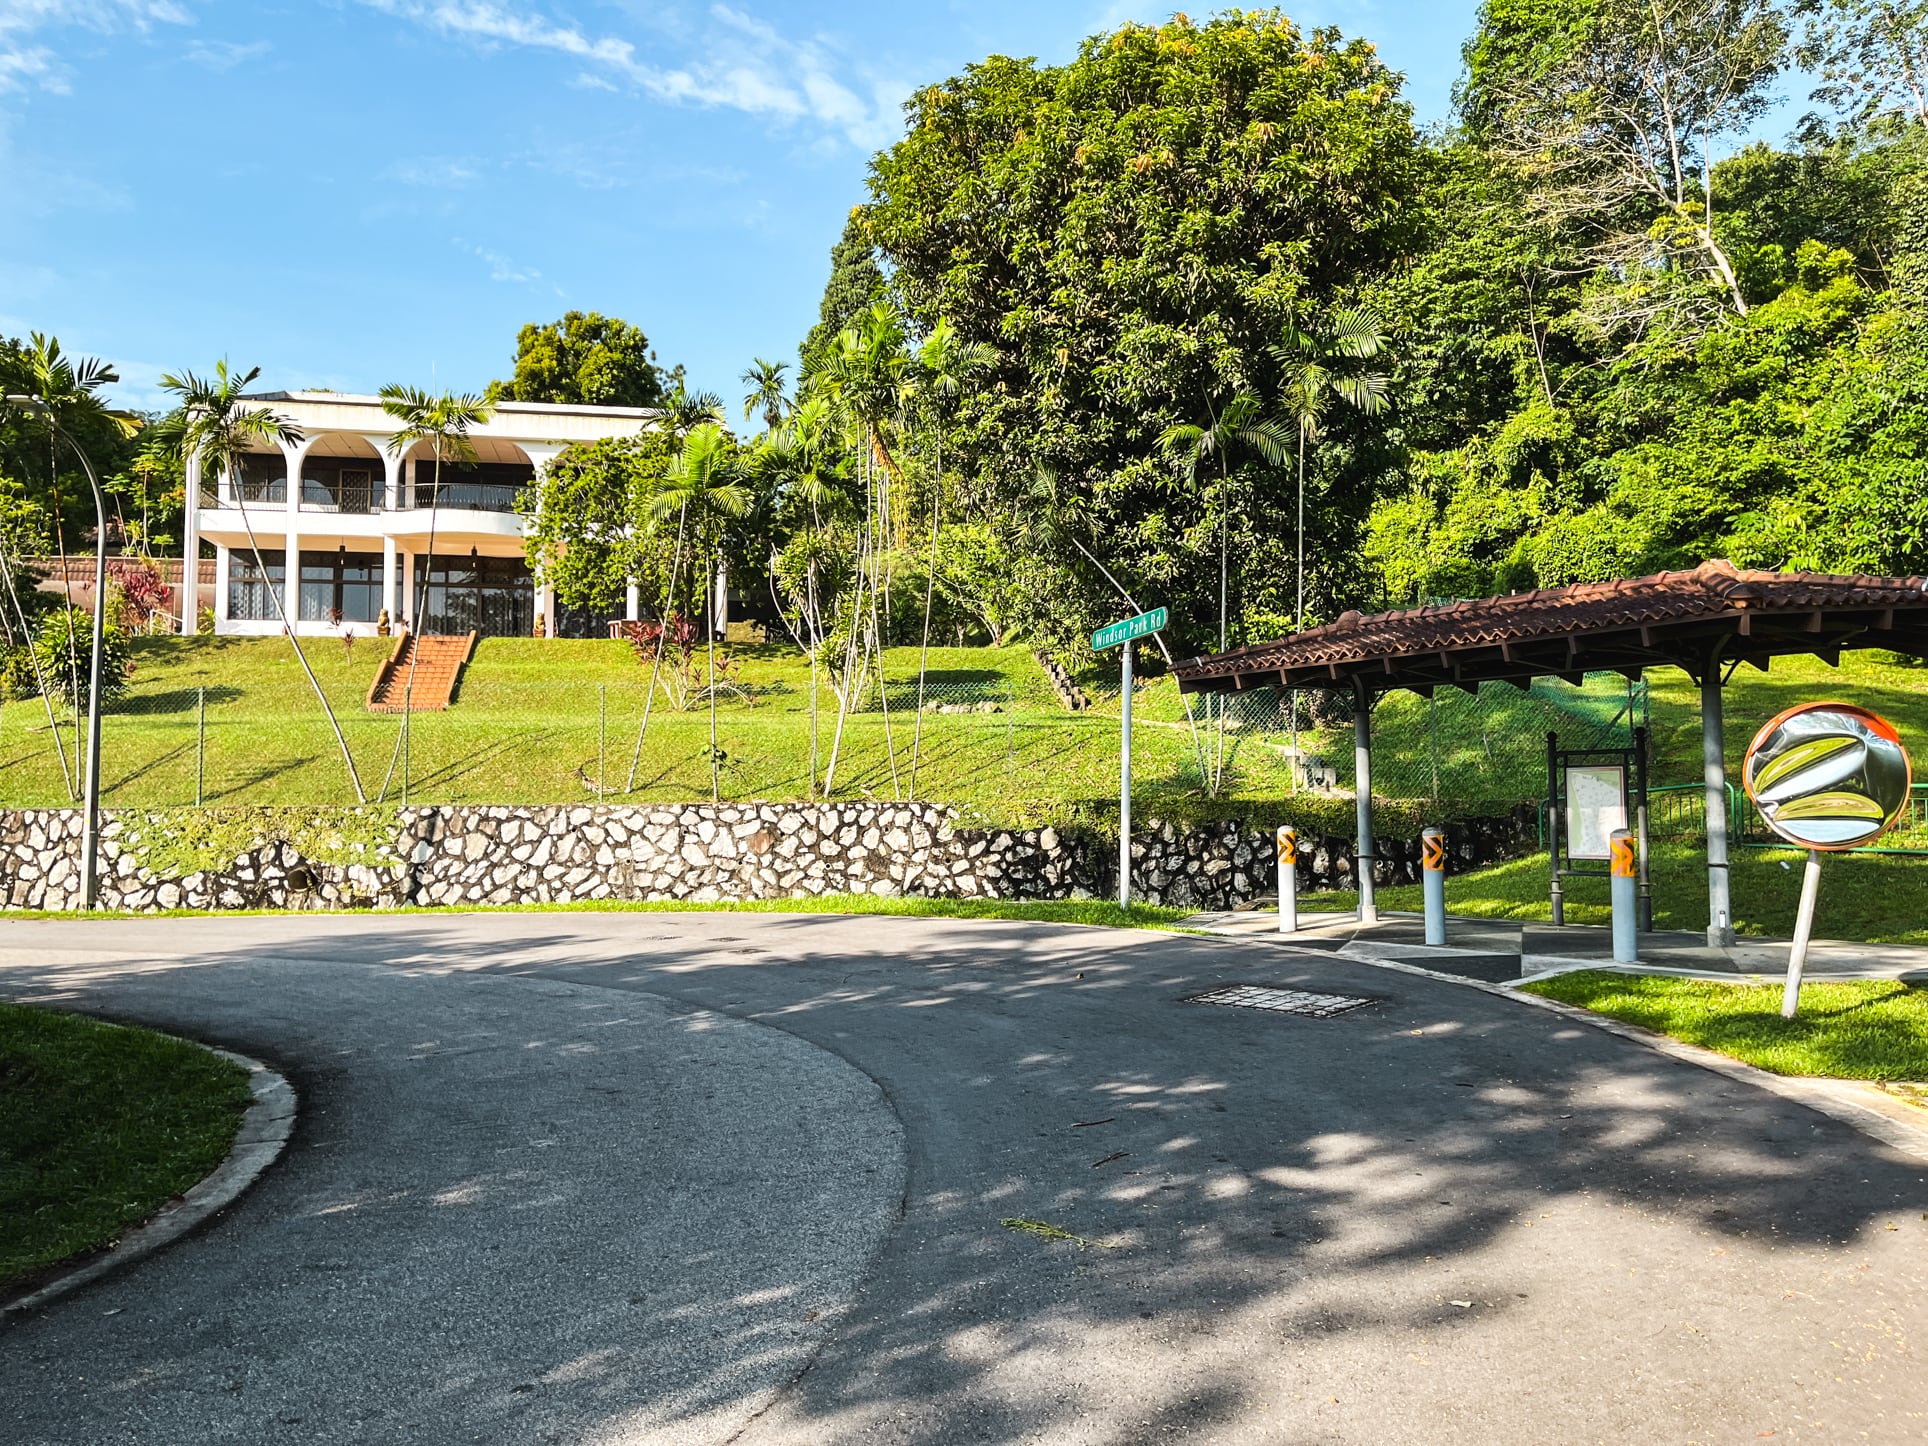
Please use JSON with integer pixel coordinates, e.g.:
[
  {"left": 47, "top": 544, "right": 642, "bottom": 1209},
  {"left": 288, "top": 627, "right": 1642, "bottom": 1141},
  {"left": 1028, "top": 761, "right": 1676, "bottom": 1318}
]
[{"left": 0, "top": 1, "right": 1491, "bottom": 413}]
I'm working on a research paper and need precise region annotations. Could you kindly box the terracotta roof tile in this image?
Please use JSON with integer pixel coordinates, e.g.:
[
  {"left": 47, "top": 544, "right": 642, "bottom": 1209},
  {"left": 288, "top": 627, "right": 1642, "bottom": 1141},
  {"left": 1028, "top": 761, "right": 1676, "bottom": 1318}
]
[{"left": 1175, "top": 560, "right": 1928, "bottom": 692}]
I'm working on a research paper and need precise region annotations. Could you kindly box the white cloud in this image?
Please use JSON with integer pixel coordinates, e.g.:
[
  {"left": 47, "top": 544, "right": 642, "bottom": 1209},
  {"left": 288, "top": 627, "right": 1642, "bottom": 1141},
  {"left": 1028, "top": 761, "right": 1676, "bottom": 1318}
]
[
  {"left": 183, "top": 37, "right": 269, "bottom": 71},
  {"left": 361, "top": 0, "right": 905, "bottom": 149},
  {"left": 454, "top": 237, "right": 542, "bottom": 286},
  {"left": 0, "top": 0, "right": 191, "bottom": 95}
]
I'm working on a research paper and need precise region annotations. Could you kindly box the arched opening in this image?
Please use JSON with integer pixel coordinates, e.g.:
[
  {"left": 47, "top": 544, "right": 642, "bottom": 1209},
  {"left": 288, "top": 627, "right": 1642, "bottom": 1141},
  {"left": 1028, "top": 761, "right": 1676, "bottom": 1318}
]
[
  {"left": 402, "top": 435, "right": 533, "bottom": 515},
  {"left": 298, "top": 434, "right": 384, "bottom": 515}
]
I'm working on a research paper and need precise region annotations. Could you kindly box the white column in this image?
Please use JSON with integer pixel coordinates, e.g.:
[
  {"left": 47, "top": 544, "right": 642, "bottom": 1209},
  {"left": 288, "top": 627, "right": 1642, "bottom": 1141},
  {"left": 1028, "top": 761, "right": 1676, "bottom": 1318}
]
[
  {"left": 625, "top": 581, "right": 640, "bottom": 622},
  {"left": 401, "top": 550, "right": 415, "bottom": 629},
  {"left": 367, "top": 436, "right": 404, "bottom": 515},
  {"left": 181, "top": 452, "right": 202, "bottom": 633},
  {"left": 1703, "top": 661, "right": 1734, "bottom": 947},
  {"left": 382, "top": 536, "right": 398, "bottom": 624},
  {"left": 522, "top": 444, "right": 565, "bottom": 640},
  {"left": 213, "top": 545, "right": 231, "bottom": 634},
  {"left": 277, "top": 437, "right": 314, "bottom": 634}
]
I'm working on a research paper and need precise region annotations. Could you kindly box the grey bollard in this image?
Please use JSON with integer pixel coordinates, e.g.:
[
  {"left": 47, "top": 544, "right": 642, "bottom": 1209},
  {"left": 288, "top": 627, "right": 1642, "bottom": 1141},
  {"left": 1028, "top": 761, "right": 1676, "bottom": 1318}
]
[
  {"left": 1610, "top": 828, "right": 1639, "bottom": 964},
  {"left": 1276, "top": 825, "right": 1298, "bottom": 934},
  {"left": 1421, "top": 827, "right": 1446, "bottom": 946}
]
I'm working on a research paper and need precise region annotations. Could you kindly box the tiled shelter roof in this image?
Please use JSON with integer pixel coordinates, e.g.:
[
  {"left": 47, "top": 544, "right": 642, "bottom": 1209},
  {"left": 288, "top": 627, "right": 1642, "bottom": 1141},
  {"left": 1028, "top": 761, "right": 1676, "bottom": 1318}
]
[{"left": 1173, "top": 560, "right": 1928, "bottom": 695}]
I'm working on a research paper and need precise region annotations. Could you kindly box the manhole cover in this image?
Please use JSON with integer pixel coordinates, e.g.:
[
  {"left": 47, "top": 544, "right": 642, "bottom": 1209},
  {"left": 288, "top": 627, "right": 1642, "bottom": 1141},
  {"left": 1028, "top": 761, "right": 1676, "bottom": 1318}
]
[{"left": 1184, "top": 985, "right": 1374, "bottom": 1018}]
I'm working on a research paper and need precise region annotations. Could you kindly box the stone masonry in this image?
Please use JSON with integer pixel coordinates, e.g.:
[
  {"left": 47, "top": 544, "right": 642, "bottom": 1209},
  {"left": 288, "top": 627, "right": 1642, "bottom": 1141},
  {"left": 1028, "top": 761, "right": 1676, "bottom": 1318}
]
[{"left": 0, "top": 802, "right": 1535, "bottom": 914}]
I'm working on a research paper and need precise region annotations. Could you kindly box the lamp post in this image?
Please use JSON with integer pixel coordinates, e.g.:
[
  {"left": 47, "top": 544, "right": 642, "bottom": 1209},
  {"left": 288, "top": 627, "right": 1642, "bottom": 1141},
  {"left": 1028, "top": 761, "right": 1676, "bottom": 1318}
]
[{"left": 4, "top": 394, "right": 109, "bottom": 910}]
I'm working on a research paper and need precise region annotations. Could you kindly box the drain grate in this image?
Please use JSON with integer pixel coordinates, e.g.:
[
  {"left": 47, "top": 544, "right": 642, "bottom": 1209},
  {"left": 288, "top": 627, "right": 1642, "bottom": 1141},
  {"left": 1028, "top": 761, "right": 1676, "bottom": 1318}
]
[{"left": 1185, "top": 984, "right": 1374, "bottom": 1018}]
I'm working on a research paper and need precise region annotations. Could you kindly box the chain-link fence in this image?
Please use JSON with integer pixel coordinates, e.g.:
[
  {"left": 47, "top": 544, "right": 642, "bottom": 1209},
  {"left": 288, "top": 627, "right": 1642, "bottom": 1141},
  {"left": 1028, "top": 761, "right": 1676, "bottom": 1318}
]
[
  {"left": 1071, "top": 668, "right": 1646, "bottom": 804},
  {"left": 0, "top": 640, "right": 1656, "bottom": 821}
]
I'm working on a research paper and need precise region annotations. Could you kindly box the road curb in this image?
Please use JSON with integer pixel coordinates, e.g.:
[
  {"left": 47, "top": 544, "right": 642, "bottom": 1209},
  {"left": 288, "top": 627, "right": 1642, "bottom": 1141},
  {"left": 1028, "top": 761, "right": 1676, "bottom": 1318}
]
[
  {"left": 1185, "top": 926, "right": 1928, "bottom": 1167},
  {"left": 3, "top": 1046, "right": 296, "bottom": 1319}
]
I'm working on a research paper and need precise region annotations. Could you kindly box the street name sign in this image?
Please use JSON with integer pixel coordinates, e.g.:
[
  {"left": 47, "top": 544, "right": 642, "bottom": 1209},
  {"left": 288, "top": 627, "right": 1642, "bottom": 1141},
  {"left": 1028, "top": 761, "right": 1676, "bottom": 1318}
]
[
  {"left": 1091, "top": 607, "right": 1168, "bottom": 652},
  {"left": 1091, "top": 605, "right": 1169, "bottom": 909}
]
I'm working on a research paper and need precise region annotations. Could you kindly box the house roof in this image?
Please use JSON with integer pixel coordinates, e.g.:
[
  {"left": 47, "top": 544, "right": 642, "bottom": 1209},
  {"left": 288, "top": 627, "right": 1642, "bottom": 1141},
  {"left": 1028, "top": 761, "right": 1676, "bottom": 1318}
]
[{"left": 1172, "top": 560, "right": 1928, "bottom": 696}]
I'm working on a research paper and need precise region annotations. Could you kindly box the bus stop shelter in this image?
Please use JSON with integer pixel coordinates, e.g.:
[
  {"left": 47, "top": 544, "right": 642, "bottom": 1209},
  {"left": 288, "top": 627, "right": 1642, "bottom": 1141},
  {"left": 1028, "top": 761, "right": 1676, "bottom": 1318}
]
[{"left": 1171, "top": 560, "right": 1928, "bottom": 943}]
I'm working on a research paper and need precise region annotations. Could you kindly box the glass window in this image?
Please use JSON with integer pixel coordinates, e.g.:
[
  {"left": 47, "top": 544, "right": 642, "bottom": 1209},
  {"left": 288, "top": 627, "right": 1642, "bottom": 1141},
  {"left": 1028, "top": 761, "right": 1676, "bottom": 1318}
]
[
  {"left": 412, "top": 554, "right": 533, "bottom": 637},
  {"left": 299, "top": 551, "right": 383, "bottom": 623},
  {"left": 229, "top": 548, "right": 285, "bottom": 621}
]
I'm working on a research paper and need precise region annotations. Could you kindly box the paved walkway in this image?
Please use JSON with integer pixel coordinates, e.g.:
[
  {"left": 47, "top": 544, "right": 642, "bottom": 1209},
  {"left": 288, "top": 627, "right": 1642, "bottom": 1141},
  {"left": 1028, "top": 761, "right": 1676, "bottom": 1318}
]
[
  {"left": 4, "top": 913, "right": 1928, "bottom": 1443},
  {"left": 1188, "top": 907, "right": 1928, "bottom": 982}
]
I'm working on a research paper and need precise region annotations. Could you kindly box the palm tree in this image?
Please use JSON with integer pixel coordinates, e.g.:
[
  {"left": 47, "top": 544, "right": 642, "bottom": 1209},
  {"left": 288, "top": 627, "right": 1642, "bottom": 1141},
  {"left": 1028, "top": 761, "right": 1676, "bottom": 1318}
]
[
  {"left": 1157, "top": 394, "right": 1291, "bottom": 655},
  {"left": 651, "top": 423, "right": 752, "bottom": 802},
  {"left": 24, "top": 335, "right": 139, "bottom": 732},
  {"left": 808, "top": 306, "right": 913, "bottom": 796},
  {"left": 379, "top": 383, "right": 492, "bottom": 637},
  {"left": 154, "top": 362, "right": 367, "bottom": 802},
  {"left": 9, "top": 335, "right": 135, "bottom": 798},
  {"left": 740, "top": 358, "right": 791, "bottom": 434},
  {"left": 659, "top": 382, "right": 727, "bottom": 440},
  {"left": 377, "top": 385, "right": 492, "bottom": 799},
  {"left": 907, "top": 319, "right": 995, "bottom": 796},
  {"left": 1271, "top": 307, "right": 1392, "bottom": 784},
  {"left": 1270, "top": 309, "right": 1391, "bottom": 634},
  {"left": 1159, "top": 395, "right": 1291, "bottom": 792}
]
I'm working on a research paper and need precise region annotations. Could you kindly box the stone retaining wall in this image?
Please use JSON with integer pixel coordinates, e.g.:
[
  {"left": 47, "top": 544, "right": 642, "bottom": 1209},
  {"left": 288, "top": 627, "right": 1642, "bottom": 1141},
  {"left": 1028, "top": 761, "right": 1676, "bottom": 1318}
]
[{"left": 0, "top": 802, "right": 1536, "bottom": 914}]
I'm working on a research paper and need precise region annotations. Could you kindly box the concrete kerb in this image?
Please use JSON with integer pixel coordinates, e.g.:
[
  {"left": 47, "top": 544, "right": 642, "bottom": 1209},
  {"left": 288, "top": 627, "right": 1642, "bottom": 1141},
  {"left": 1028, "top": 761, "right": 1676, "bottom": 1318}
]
[
  {"left": 1198, "top": 927, "right": 1928, "bottom": 1167},
  {"left": 3, "top": 1046, "right": 297, "bottom": 1319}
]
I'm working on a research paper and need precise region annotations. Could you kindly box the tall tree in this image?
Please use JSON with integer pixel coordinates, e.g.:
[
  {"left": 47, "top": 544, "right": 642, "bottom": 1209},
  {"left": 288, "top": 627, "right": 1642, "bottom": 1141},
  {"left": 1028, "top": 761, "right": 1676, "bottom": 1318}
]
[
  {"left": 801, "top": 210, "right": 887, "bottom": 372},
  {"left": 497, "top": 312, "right": 669, "bottom": 408},
  {"left": 1271, "top": 310, "right": 1394, "bottom": 632},
  {"left": 650, "top": 424, "right": 753, "bottom": 801},
  {"left": 17, "top": 336, "right": 138, "bottom": 724},
  {"left": 1479, "top": 0, "right": 1789, "bottom": 322},
  {"left": 1798, "top": 0, "right": 1928, "bottom": 129},
  {"left": 866, "top": 13, "right": 1425, "bottom": 651},
  {"left": 740, "top": 358, "right": 792, "bottom": 433},
  {"left": 906, "top": 319, "right": 995, "bottom": 795},
  {"left": 379, "top": 385, "right": 493, "bottom": 635},
  {"left": 153, "top": 363, "right": 366, "bottom": 802}
]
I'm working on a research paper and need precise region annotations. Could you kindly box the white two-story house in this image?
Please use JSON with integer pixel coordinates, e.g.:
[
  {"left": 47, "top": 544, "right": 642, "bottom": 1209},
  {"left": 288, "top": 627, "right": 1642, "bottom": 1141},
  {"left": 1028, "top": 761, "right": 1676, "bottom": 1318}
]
[{"left": 182, "top": 392, "right": 655, "bottom": 639}]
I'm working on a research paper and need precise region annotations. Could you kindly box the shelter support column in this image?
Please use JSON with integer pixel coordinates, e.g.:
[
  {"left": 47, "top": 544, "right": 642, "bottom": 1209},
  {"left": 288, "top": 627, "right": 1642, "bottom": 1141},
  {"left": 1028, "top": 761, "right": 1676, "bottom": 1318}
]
[
  {"left": 1702, "top": 661, "right": 1734, "bottom": 947},
  {"left": 1354, "top": 678, "right": 1377, "bottom": 924}
]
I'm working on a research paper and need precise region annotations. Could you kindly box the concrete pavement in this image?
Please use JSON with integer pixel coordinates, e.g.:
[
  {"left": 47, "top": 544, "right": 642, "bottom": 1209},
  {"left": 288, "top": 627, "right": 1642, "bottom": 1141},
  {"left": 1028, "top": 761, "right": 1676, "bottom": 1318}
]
[{"left": 4, "top": 912, "right": 1927, "bottom": 1443}]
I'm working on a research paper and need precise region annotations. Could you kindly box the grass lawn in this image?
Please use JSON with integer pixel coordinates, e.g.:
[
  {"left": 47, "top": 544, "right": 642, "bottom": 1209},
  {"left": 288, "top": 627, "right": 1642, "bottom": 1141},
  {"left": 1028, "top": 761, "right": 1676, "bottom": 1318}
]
[
  {"left": 1523, "top": 970, "right": 1928, "bottom": 1080},
  {"left": 0, "top": 636, "right": 1306, "bottom": 826},
  {"left": 1303, "top": 840, "right": 1928, "bottom": 945},
  {"left": 0, "top": 1002, "right": 253, "bottom": 1290}
]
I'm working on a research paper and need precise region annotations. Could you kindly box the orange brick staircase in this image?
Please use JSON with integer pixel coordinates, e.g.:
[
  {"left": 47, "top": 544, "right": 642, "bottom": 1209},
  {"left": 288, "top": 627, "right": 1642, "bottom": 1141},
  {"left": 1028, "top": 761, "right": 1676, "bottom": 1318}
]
[{"left": 366, "top": 630, "right": 477, "bottom": 712}]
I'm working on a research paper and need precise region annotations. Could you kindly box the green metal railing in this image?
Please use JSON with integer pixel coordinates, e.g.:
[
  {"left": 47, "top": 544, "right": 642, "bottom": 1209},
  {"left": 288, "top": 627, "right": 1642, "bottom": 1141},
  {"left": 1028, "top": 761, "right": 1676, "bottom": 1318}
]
[{"left": 1540, "top": 781, "right": 1928, "bottom": 856}]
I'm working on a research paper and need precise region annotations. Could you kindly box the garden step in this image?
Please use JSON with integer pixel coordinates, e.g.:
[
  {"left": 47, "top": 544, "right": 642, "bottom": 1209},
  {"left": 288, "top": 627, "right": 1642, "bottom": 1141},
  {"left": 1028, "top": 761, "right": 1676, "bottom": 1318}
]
[{"left": 366, "top": 630, "right": 477, "bottom": 712}]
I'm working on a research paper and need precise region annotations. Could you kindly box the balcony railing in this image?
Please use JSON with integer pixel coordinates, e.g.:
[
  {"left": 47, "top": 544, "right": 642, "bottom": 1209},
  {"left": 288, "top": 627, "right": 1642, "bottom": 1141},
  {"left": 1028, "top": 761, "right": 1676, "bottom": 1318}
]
[
  {"left": 301, "top": 479, "right": 378, "bottom": 515},
  {"left": 407, "top": 481, "right": 523, "bottom": 514},
  {"left": 202, "top": 477, "right": 525, "bottom": 516}
]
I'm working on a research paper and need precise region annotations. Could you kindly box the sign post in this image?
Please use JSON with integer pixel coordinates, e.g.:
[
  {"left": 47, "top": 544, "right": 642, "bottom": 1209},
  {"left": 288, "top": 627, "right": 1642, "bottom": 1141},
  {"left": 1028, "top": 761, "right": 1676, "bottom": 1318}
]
[{"left": 1091, "top": 607, "right": 1169, "bottom": 910}]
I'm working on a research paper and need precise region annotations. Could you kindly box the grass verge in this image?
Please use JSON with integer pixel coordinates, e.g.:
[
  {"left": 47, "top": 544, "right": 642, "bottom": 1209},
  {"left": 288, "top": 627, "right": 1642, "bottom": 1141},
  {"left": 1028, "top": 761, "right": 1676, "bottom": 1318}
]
[
  {"left": 1521, "top": 970, "right": 1928, "bottom": 1080},
  {"left": 0, "top": 894, "right": 1190, "bottom": 930},
  {"left": 1301, "top": 840, "right": 1928, "bottom": 945},
  {"left": 0, "top": 1003, "right": 253, "bottom": 1290}
]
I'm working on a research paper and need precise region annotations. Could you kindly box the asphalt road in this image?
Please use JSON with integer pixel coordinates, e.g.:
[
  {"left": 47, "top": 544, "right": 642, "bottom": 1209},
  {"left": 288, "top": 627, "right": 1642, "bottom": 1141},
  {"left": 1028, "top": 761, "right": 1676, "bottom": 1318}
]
[{"left": 3, "top": 912, "right": 1926, "bottom": 1444}]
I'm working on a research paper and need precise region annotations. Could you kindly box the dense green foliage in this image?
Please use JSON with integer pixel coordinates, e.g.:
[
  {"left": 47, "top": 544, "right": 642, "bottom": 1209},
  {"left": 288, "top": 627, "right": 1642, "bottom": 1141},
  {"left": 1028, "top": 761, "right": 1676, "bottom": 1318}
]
[
  {"left": 494, "top": 310, "right": 672, "bottom": 409},
  {"left": 831, "top": 4, "right": 1928, "bottom": 647},
  {"left": 800, "top": 211, "right": 887, "bottom": 372},
  {"left": 867, "top": 14, "right": 1424, "bottom": 653}
]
